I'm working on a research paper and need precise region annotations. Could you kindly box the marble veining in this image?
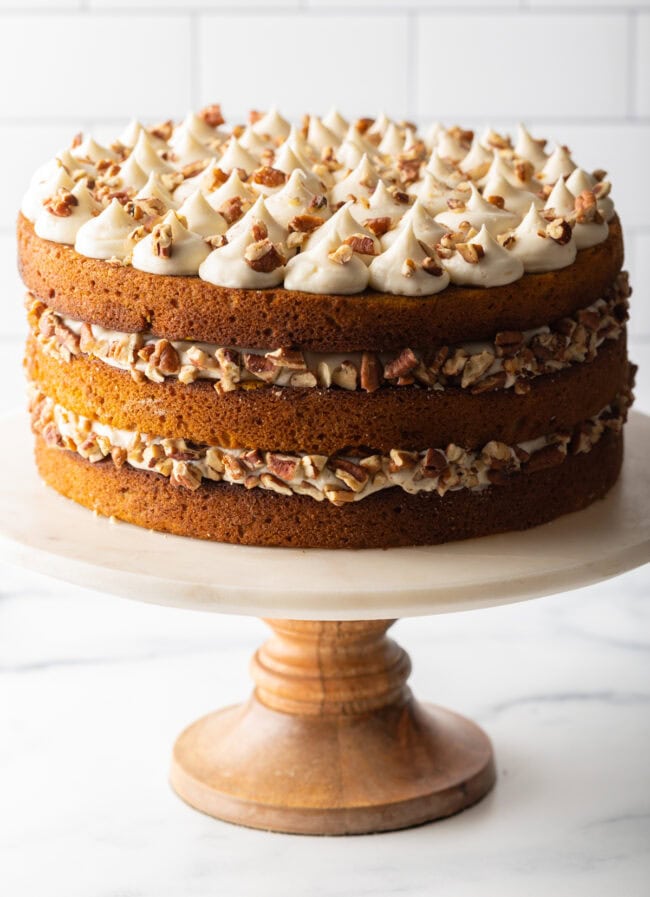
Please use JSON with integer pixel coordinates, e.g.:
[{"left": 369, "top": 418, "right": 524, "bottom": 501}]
[{"left": 1, "top": 564, "right": 649, "bottom": 897}]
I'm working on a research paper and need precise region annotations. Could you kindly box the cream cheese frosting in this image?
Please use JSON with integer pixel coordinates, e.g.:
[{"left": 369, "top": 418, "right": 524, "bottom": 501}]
[
  {"left": 508, "top": 204, "right": 577, "bottom": 273},
  {"left": 284, "top": 230, "right": 369, "bottom": 294},
  {"left": 443, "top": 225, "right": 524, "bottom": 287},
  {"left": 368, "top": 222, "right": 449, "bottom": 296},
  {"left": 132, "top": 210, "right": 210, "bottom": 276},
  {"left": 20, "top": 110, "right": 618, "bottom": 293},
  {"left": 74, "top": 197, "right": 136, "bottom": 261}
]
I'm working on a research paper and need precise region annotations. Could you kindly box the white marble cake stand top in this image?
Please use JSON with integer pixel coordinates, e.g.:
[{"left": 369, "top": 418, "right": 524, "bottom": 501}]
[{"left": 0, "top": 411, "right": 648, "bottom": 620}]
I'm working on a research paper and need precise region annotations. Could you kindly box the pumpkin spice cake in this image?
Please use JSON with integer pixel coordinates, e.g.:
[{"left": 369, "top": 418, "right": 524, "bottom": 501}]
[{"left": 18, "top": 106, "right": 634, "bottom": 548}]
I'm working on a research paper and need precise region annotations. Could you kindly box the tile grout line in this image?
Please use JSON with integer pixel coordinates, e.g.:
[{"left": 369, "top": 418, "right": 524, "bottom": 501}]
[{"left": 626, "top": 10, "right": 639, "bottom": 119}]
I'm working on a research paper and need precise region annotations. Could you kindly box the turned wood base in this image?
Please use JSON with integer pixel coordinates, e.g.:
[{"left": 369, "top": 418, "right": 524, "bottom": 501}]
[{"left": 170, "top": 620, "right": 496, "bottom": 835}]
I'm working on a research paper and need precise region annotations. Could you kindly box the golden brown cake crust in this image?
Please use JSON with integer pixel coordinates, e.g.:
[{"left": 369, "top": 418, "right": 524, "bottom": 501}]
[
  {"left": 34, "top": 428, "right": 623, "bottom": 549},
  {"left": 17, "top": 213, "right": 624, "bottom": 351},
  {"left": 26, "top": 335, "right": 630, "bottom": 453}
]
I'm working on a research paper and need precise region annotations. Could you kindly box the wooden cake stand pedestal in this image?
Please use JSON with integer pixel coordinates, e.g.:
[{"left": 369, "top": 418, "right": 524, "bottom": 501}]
[{"left": 1, "top": 411, "right": 649, "bottom": 835}]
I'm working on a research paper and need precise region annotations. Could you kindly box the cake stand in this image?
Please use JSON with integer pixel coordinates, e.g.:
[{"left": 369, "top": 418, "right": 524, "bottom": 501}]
[{"left": 1, "top": 411, "right": 649, "bottom": 836}]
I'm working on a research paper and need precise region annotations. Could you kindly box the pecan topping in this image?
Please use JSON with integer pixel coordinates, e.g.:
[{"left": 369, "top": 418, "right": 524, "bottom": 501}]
[
  {"left": 151, "top": 222, "right": 173, "bottom": 258},
  {"left": 252, "top": 166, "right": 287, "bottom": 188},
  {"left": 288, "top": 214, "right": 324, "bottom": 233},
  {"left": 422, "top": 256, "right": 444, "bottom": 276},
  {"left": 461, "top": 350, "right": 495, "bottom": 388},
  {"left": 486, "top": 194, "right": 505, "bottom": 209},
  {"left": 242, "top": 352, "right": 279, "bottom": 382},
  {"left": 421, "top": 448, "right": 448, "bottom": 476},
  {"left": 525, "top": 443, "right": 567, "bottom": 473},
  {"left": 546, "top": 217, "right": 572, "bottom": 245},
  {"left": 199, "top": 104, "right": 225, "bottom": 128},
  {"left": 343, "top": 234, "right": 377, "bottom": 255},
  {"left": 181, "top": 159, "right": 210, "bottom": 180},
  {"left": 260, "top": 473, "right": 293, "bottom": 496},
  {"left": 218, "top": 196, "right": 244, "bottom": 224},
  {"left": 43, "top": 189, "right": 78, "bottom": 217},
  {"left": 364, "top": 216, "right": 392, "bottom": 237},
  {"left": 331, "top": 360, "right": 358, "bottom": 390},
  {"left": 401, "top": 258, "right": 417, "bottom": 277},
  {"left": 456, "top": 242, "right": 485, "bottom": 264},
  {"left": 495, "top": 330, "right": 524, "bottom": 357},
  {"left": 329, "top": 244, "right": 354, "bottom": 265},
  {"left": 244, "top": 239, "right": 286, "bottom": 273},
  {"left": 149, "top": 120, "right": 173, "bottom": 142}
]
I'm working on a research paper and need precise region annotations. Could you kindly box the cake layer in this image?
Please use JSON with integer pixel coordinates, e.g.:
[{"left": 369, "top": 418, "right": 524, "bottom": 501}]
[
  {"left": 33, "top": 426, "right": 623, "bottom": 549},
  {"left": 26, "top": 274, "right": 630, "bottom": 396},
  {"left": 17, "top": 213, "right": 624, "bottom": 350},
  {"left": 26, "top": 333, "right": 631, "bottom": 453}
]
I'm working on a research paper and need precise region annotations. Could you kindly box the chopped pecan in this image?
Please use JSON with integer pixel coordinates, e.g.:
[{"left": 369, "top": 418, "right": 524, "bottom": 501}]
[
  {"left": 265, "top": 347, "right": 306, "bottom": 370},
  {"left": 266, "top": 452, "right": 299, "bottom": 481},
  {"left": 514, "top": 160, "right": 534, "bottom": 183},
  {"left": 364, "top": 217, "right": 391, "bottom": 237},
  {"left": 43, "top": 189, "right": 78, "bottom": 217},
  {"left": 149, "top": 120, "right": 173, "bottom": 141},
  {"left": 343, "top": 233, "right": 377, "bottom": 255},
  {"left": 331, "top": 361, "right": 358, "bottom": 390},
  {"left": 288, "top": 213, "right": 325, "bottom": 234},
  {"left": 302, "top": 454, "right": 328, "bottom": 478},
  {"left": 360, "top": 351, "right": 381, "bottom": 393},
  {"left": 252, "top": 166, "right": 287, "bottom": 188},
  {"left": 401, "top": 258, "right": 417, "bottom": 277},
  {"left": 332, "top": 458, "right": 369, "bottom": 493},
  {"left": 422, "top": 256, "right": 444, "bottom": 276},
  {"left": 495, "top": 330, "right": 524, "bottom": 358},
  {"left": 244, "top": 239, "right": 286, "bottom": 273},
  {"left": 218, "top": 196, "right": 244, "bottom": 224},
  {"left": 242, "top": 351, "right": 279, "bottom": 382},
  {"left": 481, "top": 440, "right": 513, "bottom": 469},
  {"left": 486, "top": 194, "right": 505, "bottom": 209},
  {"left": 260, "top": 472, "right": 293, "bottom": 496},
  {"left": 461, "top": 351, "right": 495, "bottom": 388},
  {"left": 470, "top": 371, "right": 507, "bottom": 394},
  {"left": 170, "top": 461, "right": 202, "bottom": 491},
  {"left": 199, "top": 103, "right": 225, "bottom": 127},
  {"left": 150, "top": 339, "right": 180, "bottom": 374},
  {"left": 329, "top": 244, "right": 354, "bottom": 265},
  {"left": 546, "top": 217, "right": 572, "bottom": 245},
  {"left": 388, "top": 449, "right": 419, "bottom": 472},
  {"left": 456, "top": 242, "right": 485, "bottom": 264},
  {"left": 421, "top": 448, "right": 448, "bottom": 477},
  {"left": 289, "top": 371, "right": 318, "bottom": 388},
  {"left": 446, "top": 197, "right": 466, "bottom": 211},
  {"left": 525, "top": 443, "right": 567, "bottom": 473},
  {"left": 574, "top": 189, "right": 601, "bottom": 224},
  {"left": 151, "top": 222, "right": 173, "bottom": 259},
  {"left": 384, "top": 348, "right": 418, "bottom": 380},
  {"left": 442, "top": 348, "right": 468, "bottom": 378}
]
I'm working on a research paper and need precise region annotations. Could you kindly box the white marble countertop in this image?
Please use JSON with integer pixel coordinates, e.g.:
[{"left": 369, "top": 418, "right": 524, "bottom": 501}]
[
  {"left": 0, "top": 562, "right": 649, "bottom": 896},
  {"left": 0, "top": 343, "right": 649, "bottom": 896}
]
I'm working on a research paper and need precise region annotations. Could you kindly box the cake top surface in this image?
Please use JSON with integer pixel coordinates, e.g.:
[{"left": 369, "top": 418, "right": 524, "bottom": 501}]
[{"left": 21, "top": 105, "right": 616, "bottom": 296}]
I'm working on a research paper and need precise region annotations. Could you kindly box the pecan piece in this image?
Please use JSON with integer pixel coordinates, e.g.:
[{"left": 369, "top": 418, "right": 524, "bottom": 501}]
[
  {"left": 460, "top": 351, "right": 495, "bottom": 388},
  {"left": 360, "top": 352, "right": 381, "bottom": 393},
  {"left": 43, "top": 189, "right": 78, "bottom": 217},
  {"left": 252, "top": 166, "right": 286, "bottom": 188},
  {"left": 384, "top": 348, "right": 418, "bottom": 380},
  {"left": 332, "top": 458, "right": 369, "bottom": 493},
  {"left": 244, "top": 239, "right": 286, "bottom": 273},
  {"left": 265, "top": 348, "right": 307, "bottom": 370},
  {"left": 546, "top": 217, "right": 572, "bottom": 245},
  {"left": 525, "top": 443, "right": 567, "bottom": 473},
  {"left": 150, "top": 339, "right": 180, "bottom": 374},
  {"left": 151, "top": 222, "right": 173, "bottom": 258},
  {"left": 495, "top": 330, "right": 524, "bottom": 357},
  {"left": 364, "top": 216, "right": 392, "bottom": 237},
  {"left": 288, "top": 214, "right": 325, "bottom": 234},
  {"left": 218, "top": 196, "right": 244, "bottom": 224},
  {"left": 422, "top": 256, "right": 444, "bottom": 276},
  {"left": 456, "top": 242, "right": 485, "bottom": 264},
  {"left": 199, "top": 104, "right": 225, "bottom": 127},
  {"left": 266, "top": 452, "right": 299, "bottom": 481}
]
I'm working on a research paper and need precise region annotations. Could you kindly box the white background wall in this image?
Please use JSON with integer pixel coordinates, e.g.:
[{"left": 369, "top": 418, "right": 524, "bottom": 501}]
[{"left": 0, "top": 0, "right": 648, "bottom": 409}]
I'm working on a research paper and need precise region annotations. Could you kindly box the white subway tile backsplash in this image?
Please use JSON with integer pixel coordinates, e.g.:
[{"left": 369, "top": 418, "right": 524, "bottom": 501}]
[
  {"left": 1, "top": 233, "right": 27, "bottom": 339},
  {"left": 416, "top": 13, "right": 628, "bottom": 119},
  {"left": 0, "top": 15, "right": 192, "bottom": 120},
  {"left": 629, "top": 233, "right": 650, "bottom": 337},
  {"left": 636, "top": 14, "right": 650, "bottom": 116},
  {"left": 198, "top": 14, "right": 410, "bottom": 120},
  {"left": 1, "top": 124, "right": 76, "bottom": 222}
]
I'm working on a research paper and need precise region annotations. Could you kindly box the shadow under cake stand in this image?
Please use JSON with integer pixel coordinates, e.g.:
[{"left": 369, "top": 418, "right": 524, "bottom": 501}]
[{"left": 1, "top": 410, "right": 649, "bottom": 835}]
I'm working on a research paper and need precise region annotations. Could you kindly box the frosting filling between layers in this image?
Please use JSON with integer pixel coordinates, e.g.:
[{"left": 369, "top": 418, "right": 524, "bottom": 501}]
[
  {"left": 30, "top": 387, "right": 631, "bottom": 506},
  {"left": 27, "top": 272, "right": 630, "bottom": 395}
]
